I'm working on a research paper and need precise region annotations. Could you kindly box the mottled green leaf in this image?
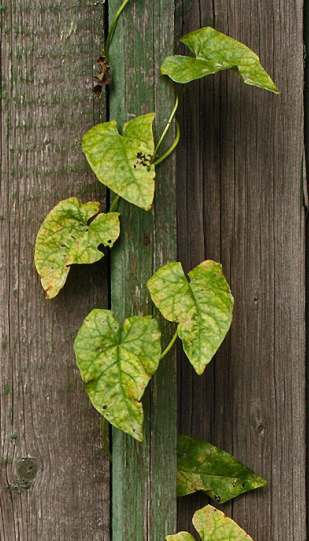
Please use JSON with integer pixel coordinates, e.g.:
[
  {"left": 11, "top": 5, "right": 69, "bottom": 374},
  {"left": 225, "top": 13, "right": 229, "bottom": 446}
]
[
  {"left": 161, "top": 26, "right": 278, "bottom": 93},
  {"left": 82, "top": 113, "right": 155, "bottom": 211},
  {"left": 194, "top": 505, "right": 254, "bottom": 540},
  {"left": 177, "top": 435, "right": 267, "bottom": 503},
  {"left": 166, "top": 505, "right": 254, "bottom": 541},
  {"left": 147, "top": 260, "right": 233, "bottom": 375},
  {"left": 74, "top": 309, "right": 161, "bottom": 441},
  {"left": 34, "top": 197, "right": 120, "bottom": 299}
]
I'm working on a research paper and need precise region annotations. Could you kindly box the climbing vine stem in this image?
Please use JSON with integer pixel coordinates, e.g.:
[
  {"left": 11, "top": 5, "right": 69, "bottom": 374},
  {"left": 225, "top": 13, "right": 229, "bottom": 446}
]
[
  {"left": 33, "top": 16, "right": 280, "bottom": 540},
  {"left": 154, "top": 95, "right": 179, "bottom": 157},
  {"left": 153, "top": 120, "right": 181, "bottom": 167},
  {"left": 110, "top": 194, "right": 120, "bottom": 212},
  {"left": 105, "top": 0, "right": 130, "bottom": 59},
  {"left": 35, "top": 21, "right": 279, "bottom": 456},
  {"left": 159, "top": 327, "right": 178, "bottom": 361}
]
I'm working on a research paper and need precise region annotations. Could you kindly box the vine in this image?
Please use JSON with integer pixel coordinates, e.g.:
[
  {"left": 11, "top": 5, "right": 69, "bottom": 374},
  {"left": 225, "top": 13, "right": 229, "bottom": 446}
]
[
  {"left": 105, "top": 0, "right": 130, "bottom": 60},
  {"left": 34, "top": 4, "right": 278, "bottom": 539}
]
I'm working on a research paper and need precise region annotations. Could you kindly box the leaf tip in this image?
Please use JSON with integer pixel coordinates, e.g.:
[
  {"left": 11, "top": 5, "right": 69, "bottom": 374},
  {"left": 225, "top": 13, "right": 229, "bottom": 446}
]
[
  {"left": 194, "top": 364, "right": 206, "bottom": 377},
  {"left": 255, "top": 474, "right": 268, "bottom": 489},
  {"left": 129, "top": 426, "right": 144, "bottom": 442},
  {"left": 42, "top": 281, "right": 59, "bottom": 300}
]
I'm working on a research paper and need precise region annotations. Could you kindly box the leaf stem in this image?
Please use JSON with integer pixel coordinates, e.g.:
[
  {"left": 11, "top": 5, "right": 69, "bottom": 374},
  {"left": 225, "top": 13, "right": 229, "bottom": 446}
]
[
  {"left": 160, "top": 327, "right": 178, "bottom": 361},
  {"left": 153, "top": 121, "right": 181, "bottom": 167},
  {"left": 110, "top": 195, "right": 120, "bottom": 212},
  {"left": 105, "top": 0, "right": 130, "bottom": 59},
  {"left": 154, "top": 95, "right": 179, "bottom": 157}
]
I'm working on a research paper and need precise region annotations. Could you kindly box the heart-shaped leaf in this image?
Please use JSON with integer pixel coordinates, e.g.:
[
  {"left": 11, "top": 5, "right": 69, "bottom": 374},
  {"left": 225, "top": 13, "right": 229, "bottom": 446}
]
[
  {"left": 35, "top": 197, "right": 120, "bottom": 299},
  {"left": 82, "top": 113, "right": 155, "bottom": 211},
  {"left": 166, "top": 505, "right": 254, "bottom": 541},
  {"left": 147, "top": 260, "right": 234, "bottom": 375},
  {"left": 161, "top": 26, "right": 279, "bottom": 93},
  {"left": 74, "top": 309, "right": 161, "bottom": 441},
  {"left": 177, "top": 435, "right": 267, "bottom": 503}
]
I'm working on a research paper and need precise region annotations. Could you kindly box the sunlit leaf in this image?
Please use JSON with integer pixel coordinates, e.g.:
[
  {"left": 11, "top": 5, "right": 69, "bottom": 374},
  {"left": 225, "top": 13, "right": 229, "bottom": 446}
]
[
  {"left": 82, "top": 113, "right": 155, "bottom": 211},
  {"left": 177, "top": 435, "right": 267, "bottom": 503},
  {"left": 147, "top": 260, "right": 233, "bottom": 375},
  {"left": 166, "top": 505, "right": 254, "bottom": 541},
  {"left": 161, "top": 27, "right": 279, "bottom": 93},
  {"left": 74, "top": 309, "right": 161, "bottom": 441},
  {"left": 34, "top": 197, "right": 120, "bottom": 299}
]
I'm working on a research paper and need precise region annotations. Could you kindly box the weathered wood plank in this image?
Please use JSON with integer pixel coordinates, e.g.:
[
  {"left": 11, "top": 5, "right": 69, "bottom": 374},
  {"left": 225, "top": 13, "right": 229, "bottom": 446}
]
[
  {"left": 304, "top": 2, "right": 309, "bottom": 537},
  {"left": 176, "top": 1, "right": 306, "bottom": 540},
  {"left": 109, "top": 1, "right": 177, "bottom": 540},
  {"left": 0, "top": 2, "right": 110, "bottom": 539}
]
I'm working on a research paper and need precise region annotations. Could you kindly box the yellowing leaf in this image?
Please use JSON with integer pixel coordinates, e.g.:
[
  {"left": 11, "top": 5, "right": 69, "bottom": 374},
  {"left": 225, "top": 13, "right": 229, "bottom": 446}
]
[
  {"left": 166, "top": 505, "right": 254, "bottom": 541},
  {"left": 177, "top": 435, "right": 267, "bottom": 503},
  {"left": 82, "top": 113, "right": 155, "bottom": 211},
  {"left": 194, "top": 506, "right": 254, "bottom": 541},
  {"left": 147, "top": 260, "right": 233, "bottom": 375},
  {"left": 161, "top": 27, "right": 279, "bottom": 93},
  {"left": 34, "top": 197, "right": 120, "bottom": 299},
  {"left": 74, "top": 309, "right": 161, "bottom": 441}
]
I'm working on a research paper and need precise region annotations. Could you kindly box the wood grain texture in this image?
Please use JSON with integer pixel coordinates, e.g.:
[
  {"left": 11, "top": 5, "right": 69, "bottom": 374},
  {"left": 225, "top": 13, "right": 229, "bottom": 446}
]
[
  {"left": 0, "top": 2, "right": 110, "bottom": 539},
  {"left": 176, "top": 1, "right": 306, "bottom": 540},
  {"left": 109, "top": 1, "right": 177, "bottom": 540}
]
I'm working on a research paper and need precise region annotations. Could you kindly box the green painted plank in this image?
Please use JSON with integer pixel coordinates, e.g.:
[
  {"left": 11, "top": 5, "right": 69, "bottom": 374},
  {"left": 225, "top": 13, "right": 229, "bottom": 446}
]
[{"left": 109, "top": 1, "right": 177, "bottom": 539}]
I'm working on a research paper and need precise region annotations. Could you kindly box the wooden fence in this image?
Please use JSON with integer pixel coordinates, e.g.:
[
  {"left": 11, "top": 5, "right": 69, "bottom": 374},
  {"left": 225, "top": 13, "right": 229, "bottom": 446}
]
[{"left": 0, "top": 1, "right": 306, "bottom": 540}]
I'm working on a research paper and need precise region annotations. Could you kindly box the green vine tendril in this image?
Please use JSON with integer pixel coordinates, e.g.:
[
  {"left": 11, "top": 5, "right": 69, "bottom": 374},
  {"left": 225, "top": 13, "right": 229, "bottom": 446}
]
[
  {"left": 153, "top": 120, "right": 180, "bottom": 167},
  {"left": 154, "top": 95, "right": 179, "bottom": 157},
  {"left": 159, "top": 327, "right": 178, "bottom": 361},
  {"left": 105, "top": 0, "right": 130, "bottom": 59},
  {"left": 110, "top": 194, "right": 120, "bottom": 212}
]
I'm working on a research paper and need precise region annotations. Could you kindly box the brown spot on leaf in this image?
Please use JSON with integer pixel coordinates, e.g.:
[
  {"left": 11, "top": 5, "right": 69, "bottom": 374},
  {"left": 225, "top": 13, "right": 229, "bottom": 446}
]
[{"left": 134, "top": 151, "right": 153, "bottom": 169}]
